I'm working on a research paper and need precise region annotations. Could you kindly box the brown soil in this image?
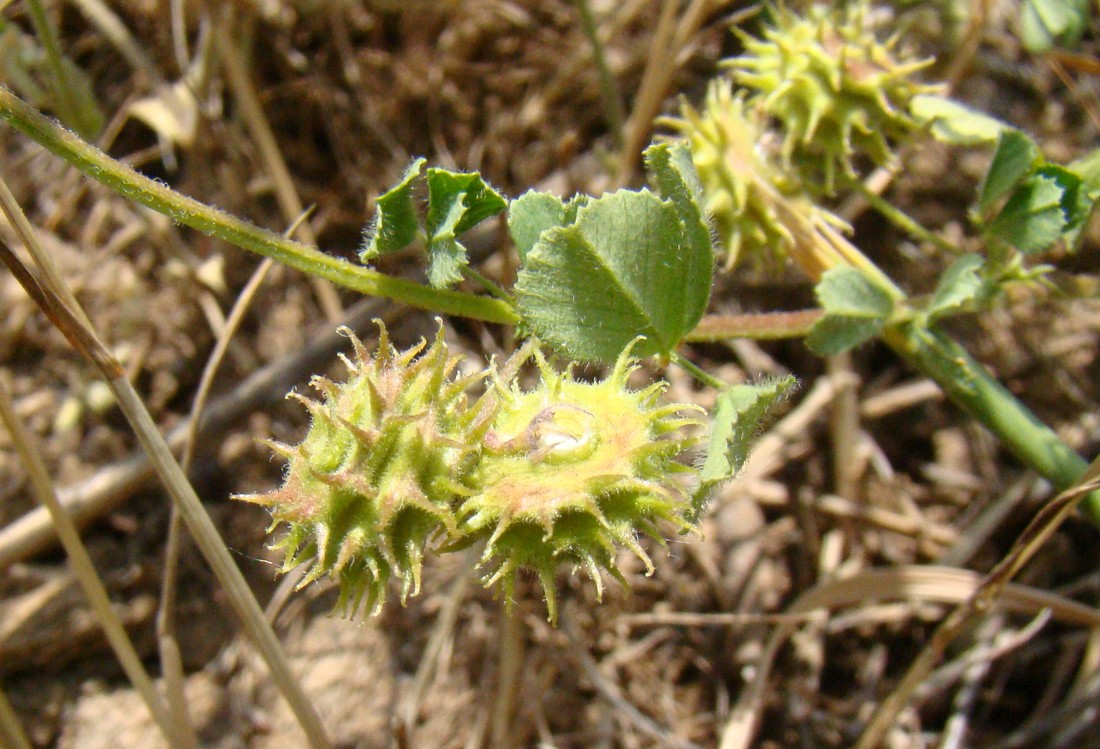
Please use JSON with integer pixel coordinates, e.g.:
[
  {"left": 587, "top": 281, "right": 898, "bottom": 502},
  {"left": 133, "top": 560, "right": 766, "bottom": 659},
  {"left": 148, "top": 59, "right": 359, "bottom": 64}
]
[{"left": 2, "top": 2, "right": 1100, "bottom": 748}]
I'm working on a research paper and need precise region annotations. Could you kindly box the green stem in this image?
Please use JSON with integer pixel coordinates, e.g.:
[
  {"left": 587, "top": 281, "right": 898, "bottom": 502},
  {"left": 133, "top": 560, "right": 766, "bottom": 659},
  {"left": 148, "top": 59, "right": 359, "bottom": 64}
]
[
  {"left": 0, "top": 86, "right": 518, "bottom": 326},
  {"left": 779, "top": 174, "right": 1100, "bottom": 525},
  {"left": 572, "top": 0, "right": 626, "bottom": 148},
  {"left": 464, "top": 265, "right": 513, "bottom": 303},
  {"left": 671, "top": 350, "right": 726, "bottom": 390},
  {"left": 24, "top": 0, "right": 101, "bottom": 138},
  {"left": 882, "top": 322, "right": 1100, "bottom": 522},
  {"left": 846, "top": 176, "right": 961, "bottom": 256}
]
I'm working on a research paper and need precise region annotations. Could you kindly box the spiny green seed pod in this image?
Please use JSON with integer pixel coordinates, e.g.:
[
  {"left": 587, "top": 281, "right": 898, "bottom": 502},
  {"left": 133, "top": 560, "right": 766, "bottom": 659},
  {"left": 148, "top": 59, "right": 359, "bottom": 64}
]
[
  {"left": 668, "top": 80, "right": 800, "bottom": 270},
  {"left": 237, "top": 322, "right": 491, "bottom": 616},
  {"left": 459, "top": 343, "right": 704, "bottom": 623},
  {"left": 666, "top": 80, "right": 849, "bottom": 271},
  {"left": 730, "top": 2, "right": 938, "bottom": 193}
]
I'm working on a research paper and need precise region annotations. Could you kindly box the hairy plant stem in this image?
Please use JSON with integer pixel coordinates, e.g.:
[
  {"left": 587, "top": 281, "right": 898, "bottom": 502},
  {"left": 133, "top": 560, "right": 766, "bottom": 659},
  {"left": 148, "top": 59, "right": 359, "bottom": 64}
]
[
  {"left": 776, "top": 191, "right": 1100, "bottom": 526},
  {"left": 0, "top": 86, "right": 518, "bottom": 326},
  {"left": 671, "top": 350, "right": 727, "bottom": 390},
  {"left": 882, "top": 324, "right": 1100, "bottom": 520},
  {"left": 685, "top": 310, "right": 822, "bottom": 342}
]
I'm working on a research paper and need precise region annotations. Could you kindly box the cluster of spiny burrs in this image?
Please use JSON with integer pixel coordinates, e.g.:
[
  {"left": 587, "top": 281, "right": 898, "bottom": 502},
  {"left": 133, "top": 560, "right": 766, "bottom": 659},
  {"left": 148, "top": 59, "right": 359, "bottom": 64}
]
[
  {"left": 730, "top": 2, "right": 938, "bottom": 193},
  {"left": 240, "top": 325, "right": 703, "bottom": 622},
  {"left": 666, "top": 2, "right": 938, "bottom": 270}
]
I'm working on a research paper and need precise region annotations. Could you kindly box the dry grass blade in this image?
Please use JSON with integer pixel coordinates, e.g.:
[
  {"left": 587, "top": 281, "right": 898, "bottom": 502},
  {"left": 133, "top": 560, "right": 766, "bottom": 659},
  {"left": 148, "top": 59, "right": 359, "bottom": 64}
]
[
  {"left": 828, "top": 351, "right": 861, "bottom": 500},
  {"left": 936, "top": 612, "right": 1048, "bottom": 749},
  {"left": 490, "top": 606, "right": 525, "bottom": 749},
  {"left": 0, "top": 373, "right": 180, "bottom": 744},
  {"left": 617, "top": 0, "right": 740, "bottom": 185},
  {"left": 719, "top": 561, "right": 1100, "bottom": 749},
  {"left": 0, "top": 681, "right": 34, "bottom": 749},
  {"left": 616, "top": 0, "right": 678, "bottom": 186},
  {"left": 0, "top": 196, "right": 332, "bottom": 749},
  {"left": 853, "top": 462, "right": 1100, "bottom": 749},
  {"left": 156, "top": 256, "right": 276, "bottom": 749},
  {"left": 0, "top": 174, "right": 91, "bottom": 331}
]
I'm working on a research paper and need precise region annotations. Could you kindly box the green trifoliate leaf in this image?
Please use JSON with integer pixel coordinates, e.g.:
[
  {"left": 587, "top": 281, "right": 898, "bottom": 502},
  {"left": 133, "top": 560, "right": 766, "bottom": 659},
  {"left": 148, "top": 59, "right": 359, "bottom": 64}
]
[
  {"left": 426, "top": 168, "right": 508, "bottom": 237},
  {"left": 425, "top": 196, "right": 470, "bottom": 288},
  {"left": 1020, "top": 0, "right": 1088, "bottom": 53},
  {"left": 361, "top": 157, "right": 426, "bottom": 260},
  {"left": 517, "top": 190, "right": 683, "bottom": 361},
  {"left": 926, "top": 254, "right": 985, "bottom": 322},
  {"left": 360, "top": 162, "right": 507, "bottom": 288},
  {"left": 515, "top": 146, "right": 714, "bottom": 363},
  {"left": 806, "top": 266, "right": 895, "bottom": 355},
  {"left": 516, "top": 184, "right": 713, "bottom": 362},
  {"left": 1045, "top": 165, "right": 1093, "bottom": 243},
  {"left": 911, "top": 95, "right": 1008, "bottom": 146},
  {"left": 692, "top": 375, "right": 797, "bottom": 517},
  {"left": 423, "top": 168, "right": 507, "bottom": 288},
  {"left": 986, "top": 166, "right": 1087, "bottom": 253},
  {"left": 980, "top": 130, "right": 1042, "bottom": 217}
]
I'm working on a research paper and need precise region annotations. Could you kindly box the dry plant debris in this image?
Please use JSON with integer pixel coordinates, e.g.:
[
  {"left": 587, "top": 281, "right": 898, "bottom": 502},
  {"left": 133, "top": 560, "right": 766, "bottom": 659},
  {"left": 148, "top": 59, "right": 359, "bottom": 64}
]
[{"left": 1, "top": 1, "right": 1100, "bottom": 748}]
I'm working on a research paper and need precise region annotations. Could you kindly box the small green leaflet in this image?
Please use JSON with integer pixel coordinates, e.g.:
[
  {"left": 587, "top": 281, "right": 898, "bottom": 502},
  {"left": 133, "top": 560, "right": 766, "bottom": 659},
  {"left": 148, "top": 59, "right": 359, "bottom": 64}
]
[
  {"left": 910, "top": 95, "right": 1008, "bottom": 146},
  {"left": 644, "top": 143, "right": 714, "bottom": 334},
  {"left": 980, "top": 130, "right": 1041, "bottom": 217},
  {"left": 925, "top": 254, "right": 985, "bottom": 323},
  {"left": 976, "top": 129, "right": 1095, "bottom": 253},
  {"left": 506, "top": 191, "right": 588, "bottom": 264},
  {"left": 1020, "top": 0, "right": 1088, "bottom": 53},
  {"left": 514, "top": 142, "right": 714, "bottom": 363},
  {"left": 508, "top": 191, "right": 565, "bottom": 264},
  {"left": 806, "top": 266, "right": 895, "bottom": 356},
  {"left": 692, "top": 375, "right": 797, "bottom": 518},
  {"left": 426, "top": 168, "right": 508, "bottom": 237},
  {"left": 424, "top": 192, "right": 471, "bottom": 288},
  {"left": 986, "top": 165, "right": 1089, "bottom": 253},
  {"left": 360, "top": 160, "right": 507, "bottom": 288},
  {"left": 1069, "top": 147, "right": 1100, "bottom": 198},
  {"left": 423, "top": 169, "right": 507, "bottom": 287},
  {"left": 361, "top": 158, "right": 425, "bottom": 259}
]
